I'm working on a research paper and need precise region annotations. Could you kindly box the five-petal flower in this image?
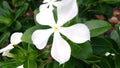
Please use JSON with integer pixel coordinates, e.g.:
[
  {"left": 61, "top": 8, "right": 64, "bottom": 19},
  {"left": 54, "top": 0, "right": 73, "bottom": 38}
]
[
  {"left": 32, "top": 0, "right": 90, "bottom": 64},
  {"left": 0, "top": 32, "right": 23, "bottom": 57}
]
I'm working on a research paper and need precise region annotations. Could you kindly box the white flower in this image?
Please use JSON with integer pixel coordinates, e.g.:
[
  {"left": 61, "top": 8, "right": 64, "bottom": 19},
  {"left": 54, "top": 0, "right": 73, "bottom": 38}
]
[
  {"left": 0, "top": 32, "right": 23, "bottom": 57},
  {"left": 105, "top": 52, "right": 115, "bottom": 56},
  {"left": 2, "top": 50, "right": 14, "bottom": 57},
  {"left": 32, "top": 0, "right": 90, "bottom": 64},
  {"left": 17, "top": 65, "right": 24, "bottom": 68},
  {"left": 105, "top": 52, "right": 111, "bottom": 56},
  {"left": 111, "top": 53, "right": 115, "bottom": 56}
]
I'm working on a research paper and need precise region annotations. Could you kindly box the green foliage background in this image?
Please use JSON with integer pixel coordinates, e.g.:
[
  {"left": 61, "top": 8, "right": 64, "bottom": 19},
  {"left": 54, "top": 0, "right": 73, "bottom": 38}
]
[{"left": 0, "top": 0, "right": 120, "bottom": 68}]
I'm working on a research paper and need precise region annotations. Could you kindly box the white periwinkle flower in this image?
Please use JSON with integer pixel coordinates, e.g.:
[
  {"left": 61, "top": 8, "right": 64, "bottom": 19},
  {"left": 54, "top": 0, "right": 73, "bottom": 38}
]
[
  {"left": 17, "top": 65, "right": 24, "bottom": 68},
  {"left": 105, "top": 52, "right": 115, "bottom": 56},
  {"left": 32, "top": 0, "right": 90, "bottom": 64},
  {"left": 0, "top": 32, "right": 23, "bottom": 57},
  {"left": 111, "top": 53, "right": 115, "bottom": 56},
  {"left": 105, "top": 52, "right": 111, "bottom": 56}
]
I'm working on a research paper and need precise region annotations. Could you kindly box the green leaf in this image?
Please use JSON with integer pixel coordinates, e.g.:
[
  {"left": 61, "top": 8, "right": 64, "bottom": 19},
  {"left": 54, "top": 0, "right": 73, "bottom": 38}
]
[
  {"left": 100, "top": 58, "right": 112, "bottom": 68},
  {"left": 0, "top": 59, "right": 21, "bottom": 68},
  {"left": 24, "top": 59, "right": 37, "bottom": 68},
  {"left": 15, "top": 3, "right": 28, "bottom": 20},
  {"left": 46, "top": 59, "right": 75, "bottom": 68},
  {"left": 110, "top": 30, "right": 120, "bottom": 48},
  {"left": 85, "top": 20, "right": 111, "bottom": 37},
  {"left": 12, "top": 0, "right": 26, "bottom": 7},
  {"left": 78, "top": 0, "right": 96, "bottom": 5},
  {"left": 91, "top": 4, "right": 113, "bottom": 18},
  {"left": 45, "top": 61, "right": 61, "bottom": 68},
  {"left": 22, "top": 25, "right": 49, "bottom": 44},
  {"left": 64, "top": 59, "right": 75, "bottom": 68},
  {"left": 22, "top": 25, "right": 40, "bottom": 44},
  {"left": 0, "top": 16, "right": 12, "bottom": 26},
  {"left": 0, "top": 32, "right": 10, "bottom": 46},
  {"left": 0, "top": 0, "right": 3, "bottom": 6},
  {"left": 115, "top": 55, "right": 120, "bottom": 68},
  {"left": 0, "top": 8, "right": 6, "bottom": 16},
  {"left": 115, "top": 24, "right": 120, "bottom": 38},
  {"left": 102, "top": 0, "right": 120, "bottom": 4},
  {"left": 91, "top": 37, "right": 113, "bottom": 55},
  {"left": 71, "top": 41, "right": 93, "bottom": 60},
  {"left": 2, "top": 1, "right": 12, "bottom": 12}
]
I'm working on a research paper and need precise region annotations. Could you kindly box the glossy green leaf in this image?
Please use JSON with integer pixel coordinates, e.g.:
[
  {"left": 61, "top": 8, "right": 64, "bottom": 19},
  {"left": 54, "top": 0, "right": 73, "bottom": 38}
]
[
  {"left": 22, "top": 25, "right": 49, "bottom": 44},
  {"left": 0, "top": 32, "right": 10, "bottom": 46},
  {"left": 12, "top": 0, "right": 26, "bottom": 7},
  {"left": 115, "top": 55, "right": 120, "bottom": 68},
  {"left": 64, "top": 59, "right": 75, "bottom": 68},
  {"left": 2, "top": 1, "right": 12, "bottom": 12},
  {"left": 78, "top": 0, "right": 96, "bottom": 5},
  {"left": 85, "top": 20, "right": 111, "bottom": 37},
  {"left": 71, "top": 41, "right": 93, "bottom": 60},
  {"left": 0, "top": 59, "right": 21, "bottom": 68},
  {"left": 24, "top": 59, "right": 37, "bottom": 68},
  {"left": 22, "top": 25, "right": 40, "bottom": 44},
  {"left": 100, "top": 58, "right": 112, "bottom": 68},
  {"left": 110, "top": 30, "right": 120, "bottom": 48},
  {"left": 91, "top": 37, "right": 113, "bottom": 55},
  {"left": 102, "top": 0, "right": 120, "bottom": 4},
  {"left": 0, "top": 16, "right": 12, "bottom": 25},
  {"left": 45, "top": 61, "right": 61, "bottom": 68},
  {"left": 115, "top": 24, "right": 120, "bottom": 38},
  {"left": 15, "top": 3, "right": 28, "bottom": 20}
]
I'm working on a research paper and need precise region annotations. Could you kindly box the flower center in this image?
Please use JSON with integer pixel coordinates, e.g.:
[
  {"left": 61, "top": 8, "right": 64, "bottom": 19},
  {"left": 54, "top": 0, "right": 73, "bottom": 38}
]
[
  {"left": 53, "top": 25, "right": 59, "bottom": 31},
  {"left": 11, "top": 41, "right": 17, "bottom": 45}
]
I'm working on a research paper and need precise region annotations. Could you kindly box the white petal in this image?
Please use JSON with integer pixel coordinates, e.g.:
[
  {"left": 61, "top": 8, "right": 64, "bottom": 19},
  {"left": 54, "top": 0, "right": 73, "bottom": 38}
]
[
  {"left": 57, "top": 0, "right": 78, "bottom": 26},
  {"left": 39, "top": 4, "right": 49, "bottom": 11},
  {"left": 43, "top": 0, "right": 56, "bottom": 3},
  {"left": 10, "top": 32, "right": 23, "bottom": 45},
  {"left": 0, "top": 44, "right": 14, "bottom": 53},
  {"left": 105, "top": 52, "right": 111, "bottom": 56},
  {"left": 2, "top": 50, "right": 14, "bottom": 57},
  {"left": 51, "top": 32, "right": 71, "bottom": 64},
  {"left": 32, "top": 29, "right": 53, "bottom": 49},
  {"left": 43, "top": 0, "right": 50, "bottom": 3},
  {"left": 17, "top": 65, "right": 24, "bottom": 68},
  {"left": 60, "top": 24, "right": 90, "bottom": 43},
  {"left": 36, "top": 9, "right": 56, "bottom": 27},
  {"left": 111, "top": 53, "right": 115, "bottom": 56},
  {"left": 52, "top": 1, "right": 61, "bottom": 7}
]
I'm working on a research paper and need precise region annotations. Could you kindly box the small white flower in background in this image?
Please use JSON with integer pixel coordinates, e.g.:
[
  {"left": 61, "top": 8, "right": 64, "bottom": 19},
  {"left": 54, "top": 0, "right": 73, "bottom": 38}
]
[
  {"left": 2, "top": 50, "right": 14, "bottom": 57},
  {"left": 111, "top": 53, "right": 115, "bottom": 56},
  {"left": 32, "top": 0, "right": 90, "bottom": 64},
  {"left": 0, "top": 32, "right": 22, "bottom": 57},
  {"left": 105, "top": 52, "right": 111, "bottom": 56},
  {"left": 17, "top": 65, "right": 24, "bottom": 68},
  {"left": 105, "top": 52, "right": 115, "bottom": 56}
]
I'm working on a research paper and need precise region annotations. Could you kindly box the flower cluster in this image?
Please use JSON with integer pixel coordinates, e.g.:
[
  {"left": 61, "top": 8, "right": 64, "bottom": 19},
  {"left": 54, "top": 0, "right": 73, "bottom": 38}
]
[
  {"left": 32, "top": 0, "right": 90, "bottom": 64},
  {"left": 0, "top": 0, "right": 90, "bottom": 65},
  {"left": 0, "top": 32, "right": 22, "bottom": 57}
]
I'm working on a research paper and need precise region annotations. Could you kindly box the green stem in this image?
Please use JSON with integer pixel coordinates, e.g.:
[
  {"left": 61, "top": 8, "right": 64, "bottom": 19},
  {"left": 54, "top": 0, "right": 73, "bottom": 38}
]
[
  {"left": 62, "top": 64, "right": 65, "bottom": 68},
  {"left": 15, "top": 45, "right": 27, "bottom": 56}
]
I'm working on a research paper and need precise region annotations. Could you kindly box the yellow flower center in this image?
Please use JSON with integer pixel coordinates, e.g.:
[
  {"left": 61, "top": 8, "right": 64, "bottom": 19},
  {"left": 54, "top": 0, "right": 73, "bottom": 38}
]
[
  {"left": 11, "top": 41, "right": 16, "bottom": 45},
  {"left": 53, "top": 25, "right": 59, "bottom": 31}
]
